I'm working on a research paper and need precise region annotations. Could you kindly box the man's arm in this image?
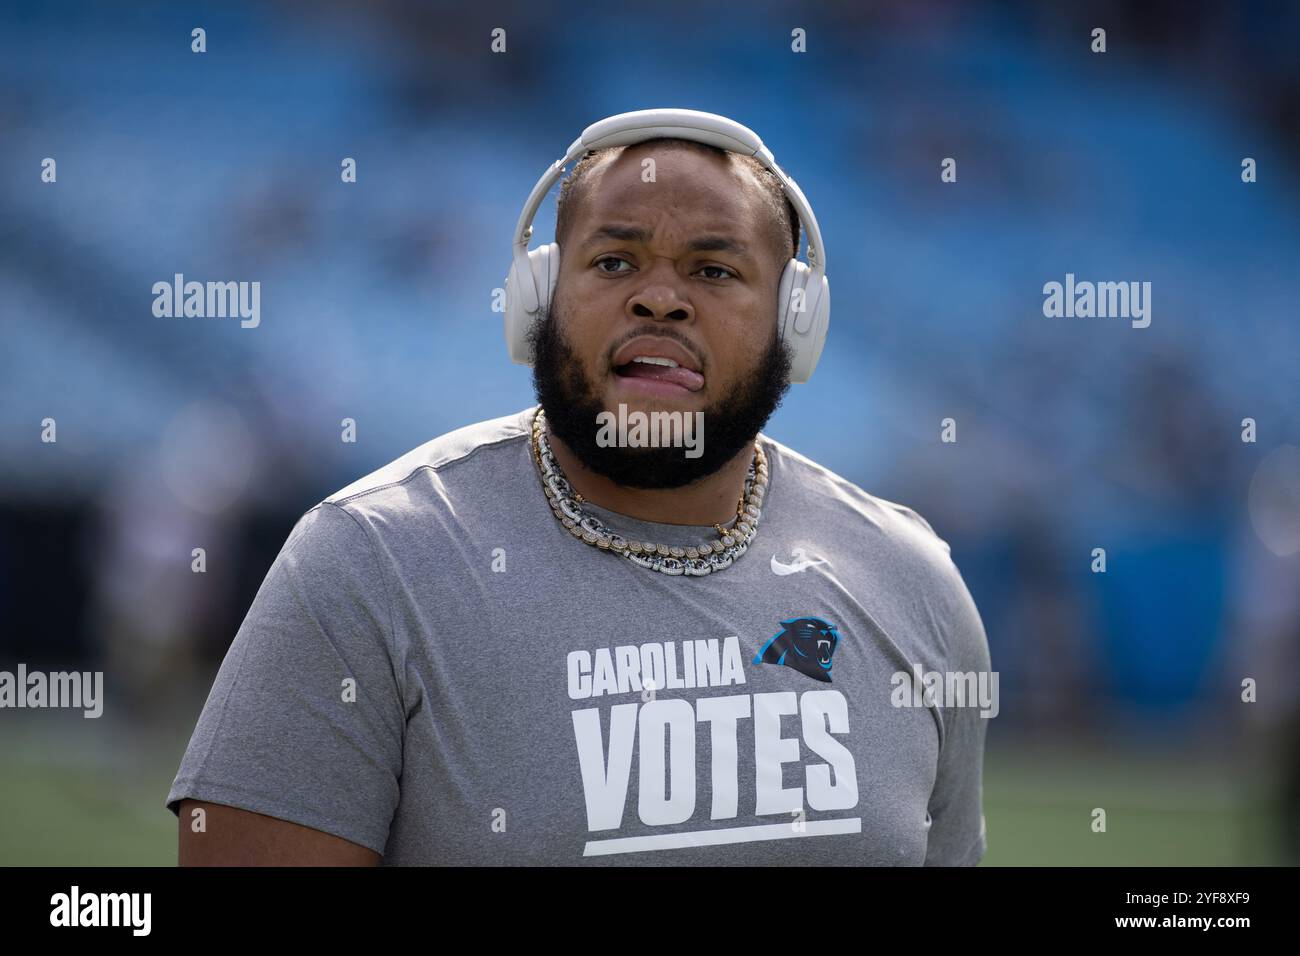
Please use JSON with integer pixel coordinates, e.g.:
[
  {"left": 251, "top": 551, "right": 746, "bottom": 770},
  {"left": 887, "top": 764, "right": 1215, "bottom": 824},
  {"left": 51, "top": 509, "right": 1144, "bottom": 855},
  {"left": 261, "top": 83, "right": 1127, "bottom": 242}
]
[
  {"left": 165, "top": 503, "right": 405, "bottom": 864},
  {"left": 178, "top": 800, "right": 380, "bottom": 866},
  {"left": 917, "top": 531, "right": 992, "bottom": 865}
]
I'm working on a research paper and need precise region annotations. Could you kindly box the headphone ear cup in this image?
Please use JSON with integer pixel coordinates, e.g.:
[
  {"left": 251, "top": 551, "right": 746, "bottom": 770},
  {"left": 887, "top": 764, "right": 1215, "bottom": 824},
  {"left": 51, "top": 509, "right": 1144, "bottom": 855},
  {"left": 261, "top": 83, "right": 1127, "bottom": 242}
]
[
  {"left": 532, "top": 242, "right": 561, "bottom": 316},
  {"left": 504, "top": 242, "right": 560, "bottom": 366},
  {"left": 776, "top": 259, "right": 830, "bottom": 384},
  {"left": 802, "top": 273, "right": 830, "bottom": 383}
]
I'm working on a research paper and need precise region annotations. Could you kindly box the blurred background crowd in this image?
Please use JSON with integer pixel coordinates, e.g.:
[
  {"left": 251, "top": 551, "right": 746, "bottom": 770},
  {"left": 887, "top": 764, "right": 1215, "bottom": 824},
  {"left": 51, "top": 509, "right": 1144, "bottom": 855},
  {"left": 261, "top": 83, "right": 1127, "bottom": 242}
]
[{"left": 1, "top": 0, "right": 1297, "bottom": 864}]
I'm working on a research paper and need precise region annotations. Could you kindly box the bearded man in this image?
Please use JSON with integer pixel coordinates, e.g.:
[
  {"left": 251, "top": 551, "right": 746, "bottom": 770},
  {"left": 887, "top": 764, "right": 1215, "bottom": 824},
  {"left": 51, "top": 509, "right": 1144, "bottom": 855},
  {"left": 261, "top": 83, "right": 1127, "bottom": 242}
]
[{"left": 167, "top": 109, "right": 991, "bottom": 866}]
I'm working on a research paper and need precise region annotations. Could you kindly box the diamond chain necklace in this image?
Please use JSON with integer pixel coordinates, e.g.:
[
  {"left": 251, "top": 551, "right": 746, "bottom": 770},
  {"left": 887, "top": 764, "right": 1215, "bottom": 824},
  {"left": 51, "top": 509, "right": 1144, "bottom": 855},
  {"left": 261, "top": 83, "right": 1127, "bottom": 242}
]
[{"left": 530, "top": 407, "right": 768, "bottom": 576}]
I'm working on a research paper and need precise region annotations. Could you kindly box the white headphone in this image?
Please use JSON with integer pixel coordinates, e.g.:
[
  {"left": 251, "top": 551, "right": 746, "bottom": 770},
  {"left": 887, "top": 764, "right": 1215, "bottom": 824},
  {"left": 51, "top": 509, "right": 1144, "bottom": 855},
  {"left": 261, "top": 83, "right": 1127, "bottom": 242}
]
[{"left": 503, "top": 108, "right": 830, "bottom": 384}]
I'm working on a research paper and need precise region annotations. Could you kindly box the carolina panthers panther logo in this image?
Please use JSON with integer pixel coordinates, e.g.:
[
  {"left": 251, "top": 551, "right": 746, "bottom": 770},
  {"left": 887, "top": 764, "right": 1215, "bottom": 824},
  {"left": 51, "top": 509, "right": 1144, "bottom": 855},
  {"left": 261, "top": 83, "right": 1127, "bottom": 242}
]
[{"left": 752, "top": 617, "right": 840, "bottom": 683}]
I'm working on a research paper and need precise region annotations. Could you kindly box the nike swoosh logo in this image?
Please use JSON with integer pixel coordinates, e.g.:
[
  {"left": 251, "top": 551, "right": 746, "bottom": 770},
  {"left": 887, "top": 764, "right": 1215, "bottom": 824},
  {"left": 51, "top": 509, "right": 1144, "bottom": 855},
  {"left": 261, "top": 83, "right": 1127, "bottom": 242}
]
[{"left": 771, "top": 553, "right": 829, "bottom": 575}]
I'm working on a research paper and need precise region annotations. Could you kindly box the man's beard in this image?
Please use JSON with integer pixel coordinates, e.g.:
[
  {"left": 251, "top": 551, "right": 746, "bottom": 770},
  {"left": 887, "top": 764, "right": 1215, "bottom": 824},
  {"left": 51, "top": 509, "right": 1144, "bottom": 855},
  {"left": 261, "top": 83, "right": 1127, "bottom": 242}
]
[{"left": 529, "top": 307, "right": 792, "bottom": 490}]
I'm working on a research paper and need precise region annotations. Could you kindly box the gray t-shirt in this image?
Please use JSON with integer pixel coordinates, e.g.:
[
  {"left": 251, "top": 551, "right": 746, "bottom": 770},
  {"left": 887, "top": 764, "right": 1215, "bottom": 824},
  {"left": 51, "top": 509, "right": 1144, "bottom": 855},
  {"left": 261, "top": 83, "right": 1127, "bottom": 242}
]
[{"left": 167, "top": 405, "right": 991, "bottom": 865}]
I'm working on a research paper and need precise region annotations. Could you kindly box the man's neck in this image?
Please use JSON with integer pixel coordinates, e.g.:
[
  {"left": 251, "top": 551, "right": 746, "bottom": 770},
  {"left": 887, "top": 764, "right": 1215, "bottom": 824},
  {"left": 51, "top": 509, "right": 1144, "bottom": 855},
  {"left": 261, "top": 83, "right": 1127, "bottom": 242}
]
[{"left": 543, "top": 425, "right": 756, "bottom": 527}]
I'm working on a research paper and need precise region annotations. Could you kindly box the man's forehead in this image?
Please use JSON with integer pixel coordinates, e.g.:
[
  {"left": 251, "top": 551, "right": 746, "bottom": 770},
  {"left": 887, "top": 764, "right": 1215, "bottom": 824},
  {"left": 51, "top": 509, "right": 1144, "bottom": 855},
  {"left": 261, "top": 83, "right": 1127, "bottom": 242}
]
[
  {"left": 588, "top": 154, "right": 757, "bottom": 203},
  {"left": 574, "top": 150, "right": 763, "bottom": 230},
  {"left": 563, "top": 142, "right": 790, "bottom": 267}
]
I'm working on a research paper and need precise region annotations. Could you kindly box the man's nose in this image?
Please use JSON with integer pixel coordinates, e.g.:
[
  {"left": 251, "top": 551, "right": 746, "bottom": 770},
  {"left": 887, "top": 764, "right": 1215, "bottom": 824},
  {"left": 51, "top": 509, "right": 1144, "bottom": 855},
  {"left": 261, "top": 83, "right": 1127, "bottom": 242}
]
[{"left": 626, "top": 264, "right": 693, "bottom": 322}]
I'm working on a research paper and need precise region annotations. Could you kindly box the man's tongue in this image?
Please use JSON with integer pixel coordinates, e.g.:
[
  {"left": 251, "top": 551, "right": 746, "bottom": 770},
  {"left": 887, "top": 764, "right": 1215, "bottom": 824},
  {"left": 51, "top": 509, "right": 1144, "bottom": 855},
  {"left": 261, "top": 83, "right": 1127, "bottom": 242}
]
[{"left": 617, "top": 362, "right": 704, "bottom": 392}]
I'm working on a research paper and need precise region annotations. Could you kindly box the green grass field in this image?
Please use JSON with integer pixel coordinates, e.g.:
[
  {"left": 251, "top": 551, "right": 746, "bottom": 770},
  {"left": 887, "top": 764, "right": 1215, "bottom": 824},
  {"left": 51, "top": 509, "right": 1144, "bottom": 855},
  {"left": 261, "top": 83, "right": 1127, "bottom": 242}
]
[
  {"left": 980, "top": 746, "right": 1276, "bottom": 866},
  {"left": 0, "top": 718, "right": 1281, "bottom": 865}
]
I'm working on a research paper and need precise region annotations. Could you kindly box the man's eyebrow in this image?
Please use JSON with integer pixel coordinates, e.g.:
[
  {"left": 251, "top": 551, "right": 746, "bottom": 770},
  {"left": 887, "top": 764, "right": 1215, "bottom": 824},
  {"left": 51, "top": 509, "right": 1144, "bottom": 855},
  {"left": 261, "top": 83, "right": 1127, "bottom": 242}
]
[
  {"left": 585, "top": 224, "right": 651, "bottom": 244},
  {"left": 686, "top": 235, "right": 750, "bottom": 256},
  {"left": 581, "top": 224, "right": 752, "bottom": 257}
]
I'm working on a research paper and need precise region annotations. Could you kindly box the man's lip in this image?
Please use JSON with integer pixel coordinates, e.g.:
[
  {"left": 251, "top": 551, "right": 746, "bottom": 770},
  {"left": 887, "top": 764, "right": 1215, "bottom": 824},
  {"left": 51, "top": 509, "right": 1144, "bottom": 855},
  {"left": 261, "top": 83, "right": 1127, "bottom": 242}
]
[
  {"left": 611, "top": 336, "right": 703, "bottom": 374},
  {"left": 610, "top": 375, "right": 700, "bottom": 399}
]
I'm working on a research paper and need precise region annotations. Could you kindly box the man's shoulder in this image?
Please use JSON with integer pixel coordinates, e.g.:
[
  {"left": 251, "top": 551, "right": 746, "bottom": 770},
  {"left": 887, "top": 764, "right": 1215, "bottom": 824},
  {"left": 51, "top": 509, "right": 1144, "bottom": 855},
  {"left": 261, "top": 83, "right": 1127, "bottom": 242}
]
[
  {"left": 323, "top": 406, "right": 535, "bottom": 510},
  {"left": 759, "top": 431, "right": 953, "bottom": 562},
  {"left": 760, "top": 434, "right": 983, "bottom": 662}
]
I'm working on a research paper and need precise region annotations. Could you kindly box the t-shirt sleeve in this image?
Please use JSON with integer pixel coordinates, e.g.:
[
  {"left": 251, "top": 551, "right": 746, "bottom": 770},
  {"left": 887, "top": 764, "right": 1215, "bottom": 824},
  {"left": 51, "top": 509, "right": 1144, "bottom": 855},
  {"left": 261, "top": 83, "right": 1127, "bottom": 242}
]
[
  {"left": 165, "top": 501, "right": 405, "bottom": 855},
  {"left": 922, "top": 554, "right": 992, "bottom": 866}
]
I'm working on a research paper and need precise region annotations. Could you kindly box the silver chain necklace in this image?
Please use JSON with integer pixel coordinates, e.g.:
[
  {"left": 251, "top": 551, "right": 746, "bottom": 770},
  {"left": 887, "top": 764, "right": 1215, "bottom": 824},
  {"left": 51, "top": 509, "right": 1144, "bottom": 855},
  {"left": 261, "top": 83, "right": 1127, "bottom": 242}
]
[{"left": 530, "top": 407, "right": 768, "bottom": 576}]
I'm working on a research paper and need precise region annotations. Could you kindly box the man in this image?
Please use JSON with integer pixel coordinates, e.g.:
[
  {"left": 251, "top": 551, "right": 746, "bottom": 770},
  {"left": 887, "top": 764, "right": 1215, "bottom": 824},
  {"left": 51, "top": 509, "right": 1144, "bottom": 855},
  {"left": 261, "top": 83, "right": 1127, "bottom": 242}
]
[{"left": 168, "top": 109, "right": 991, "bottom": 865}]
